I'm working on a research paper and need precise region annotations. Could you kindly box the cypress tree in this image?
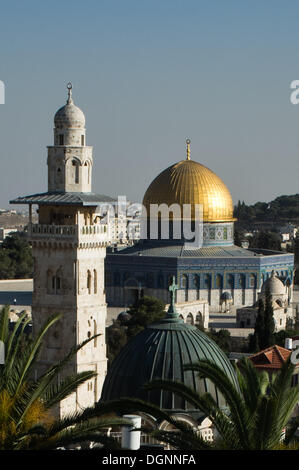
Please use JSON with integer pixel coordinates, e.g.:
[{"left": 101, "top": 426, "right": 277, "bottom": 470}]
[
  {"left": 261, "top": 290, "right": 275, "bottom": 349},
  {"left": 252, "top": 288, "right": 275, "bottom": 352},
  {"left": 252, "top": 298, "right": 265, "bottom": 351}
]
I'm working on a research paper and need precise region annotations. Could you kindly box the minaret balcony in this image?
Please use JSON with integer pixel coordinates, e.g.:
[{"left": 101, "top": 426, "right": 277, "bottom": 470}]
[{"left": 29, "top": 223, "right": 109, "bottom": 244}]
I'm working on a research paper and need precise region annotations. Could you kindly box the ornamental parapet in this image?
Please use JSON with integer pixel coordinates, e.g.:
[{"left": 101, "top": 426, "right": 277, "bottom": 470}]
[{"left": 29, "top": 223, "right": 109, "bottom": 244}]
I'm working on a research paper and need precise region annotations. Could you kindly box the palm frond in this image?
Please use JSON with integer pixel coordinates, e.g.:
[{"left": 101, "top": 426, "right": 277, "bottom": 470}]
[
  {"left": 16, "top": 332, "right": 101, "bottom": 425},
  {"left": 0, "top": 306, "right": 9, "bottom": 342},
  {"left": 14, "top": 313, "right": 61, "bottom": 397},
  {"left": 42, "top": 371, "right": 97, "bottom": 410},
  {"left": 182, "top": 360, "right": 251, "bottom": 448}
]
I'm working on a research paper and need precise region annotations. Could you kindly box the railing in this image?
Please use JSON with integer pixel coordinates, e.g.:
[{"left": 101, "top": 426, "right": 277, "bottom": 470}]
[
  {"left": 29, "top": 223, "right": 109, "bottom": 243},
  {"left": 31, "top": 224, "right": 78, "bottom": 237},
  {"left": 109, "top": 432, "right": 167, "bottom": 448},
  {"left": 81, "top": 225, "right": 107, "bottom": 235}
]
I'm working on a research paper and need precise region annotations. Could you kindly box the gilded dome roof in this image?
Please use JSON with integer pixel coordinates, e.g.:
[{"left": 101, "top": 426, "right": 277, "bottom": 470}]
[
  {"left": 101, "top": 314, "right": 237, "bottom": 413},
  {"left": 54, "top": 83, "right": 85, "bottom": 129},
  {"left": 143, "top": 157, "right": 235, "bottom": 223}
]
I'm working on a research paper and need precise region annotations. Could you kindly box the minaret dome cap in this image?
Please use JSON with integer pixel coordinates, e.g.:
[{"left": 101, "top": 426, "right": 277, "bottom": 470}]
[{"left": 54, "top": 83, "right": 86, "bottom": 129}]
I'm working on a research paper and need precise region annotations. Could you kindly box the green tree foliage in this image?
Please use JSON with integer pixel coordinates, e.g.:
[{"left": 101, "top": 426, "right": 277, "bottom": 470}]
[
  {"left": 248, "top": 231, "right": 281, "bottom": 251},
  {"left": 273, "top": 329, "right": 299, "bottom": 348},
  {"left": 234, "top": 194, "right": 299, "bottom": 228},
  {"left": 250, "top": 295, "right": 275, "bottom": 352},
  {"left": 249, "top": 299, "right": 265, "bottom": 353},
  {"left": 106, "top": 296, "right": 166, "bottom": 366},
  {"left": 0, "top": 306, "right": 127, "bottom": 450},
  {"left": 0, "top": 250, "right": 15, "bottom": 279},
  {"left": 0, "top": 232, "right": 33, "bottom": 279},
  {"left": 234, "top": 228, "right": 243, "bottom": 247},
  {"left": 106, "top": 321, "right": 128, "bottom": 365},
  {"left": 262, "top": 294, "right": 275, "bottom": 349},
  {"left": 207, "top": 329, "right": 231, "bottom": 354},
  {"left": 125, "top": 295, "right": 166, "bottom": 339}
]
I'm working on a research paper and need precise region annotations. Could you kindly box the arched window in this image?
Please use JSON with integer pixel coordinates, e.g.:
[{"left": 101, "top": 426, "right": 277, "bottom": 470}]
[
  {"left": 87, "top": 270, "right": 92, "bottom": 294},
  {"left": 249, "top": 274, "right": 256, "bottom": 288},
  {"left": 181, "top": 274, "right": 188, "bottom": 289},
  {"left": 50, "top": 268, "right": 63, "bottom": 294},
  {"left": 56, "top": 268, "right": 63, "bottom": 293},
  {"left": 194, "top": 274, "right": 200, "bottom": 289},
  {"left": 239, "top": 274, "right": 245, "bottom": 289},
  {"left": 56, "top": 167, "right": 62, "bottom": 184},
  {"left": 72, "top": 160, "right": 79, "bottom": 184},
  {"left": 186, "top": 313, "right": 194, "bottom": 325},
  {"left": 84, "top": 161, "right": 90, "bottom": 185},
  {"left": 227, "top": 274, "right": 234, "bottom": 290},
  {"left": 196, "top": 312, "right": 203, "bottom": 326},
  {"left": 194, "top": 274, "right": 200, "bottom": 300},
  {"left": 204, "top": 274, "right": 211, "bottom": 289},
  {"left": 181, "top": 274, "right": 188, "bottom": 301},
  {"left": 94, "top": 269, "right": 97, "bottom": 294},
  {"left": 215, "top": 274, "right": 223, "bottom": 289},
  {"left": 47, "top": 269, "right": 53, "bottom": 294}
]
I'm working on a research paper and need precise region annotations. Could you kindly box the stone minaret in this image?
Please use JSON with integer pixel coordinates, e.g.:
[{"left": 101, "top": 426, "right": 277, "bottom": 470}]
[
  {"left": 48, "top": 82, "right": 92, "bottom": 193},
  {"left": 14, "top": 84, "right": 108, "bottom": 418}
]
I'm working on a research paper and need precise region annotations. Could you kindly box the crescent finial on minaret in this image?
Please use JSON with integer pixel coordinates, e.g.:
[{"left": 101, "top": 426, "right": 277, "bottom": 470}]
[{"left": 67, "top": 82, "right": 73, "bottom": 104}]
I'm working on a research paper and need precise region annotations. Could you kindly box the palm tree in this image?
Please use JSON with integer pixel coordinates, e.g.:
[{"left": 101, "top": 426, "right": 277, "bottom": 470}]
[
  {"left": 0, "top": 306, "right": 127, "bottom": 450},
  {"left": 96, "top": 356, "right": 299, "bottom": 450}
]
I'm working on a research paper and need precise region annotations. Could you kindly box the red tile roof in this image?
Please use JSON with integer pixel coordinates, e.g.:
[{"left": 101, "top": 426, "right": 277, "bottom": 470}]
[{"left": 249, "top": 345, "right": 293, "bottom": 370}]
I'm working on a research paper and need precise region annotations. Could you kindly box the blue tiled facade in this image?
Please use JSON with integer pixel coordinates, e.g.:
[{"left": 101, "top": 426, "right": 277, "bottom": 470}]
[{"left": 105, "top": 242, "right": 294, "bottom": 306}]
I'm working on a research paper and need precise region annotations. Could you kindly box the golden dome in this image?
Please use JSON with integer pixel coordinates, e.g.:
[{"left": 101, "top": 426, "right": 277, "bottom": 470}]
[{"left": 143, "top": 158, "right": 235, "bottom": 222}]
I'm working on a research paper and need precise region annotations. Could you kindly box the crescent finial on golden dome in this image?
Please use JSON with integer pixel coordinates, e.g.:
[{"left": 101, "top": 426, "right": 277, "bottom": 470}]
[{"left": 186, "top": 138, "right": 191, "bottom": 160}]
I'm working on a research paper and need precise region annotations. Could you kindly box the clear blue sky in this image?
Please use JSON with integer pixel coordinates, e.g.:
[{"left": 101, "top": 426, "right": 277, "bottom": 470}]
[{"left": 1, "top": 0, "right": 299, "bottom": 209}]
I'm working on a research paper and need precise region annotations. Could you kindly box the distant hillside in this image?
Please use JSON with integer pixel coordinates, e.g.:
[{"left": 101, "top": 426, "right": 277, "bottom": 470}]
[
  {"left": 234, "top": 194, "right": 299, "bottom": 228},
  {"left": 0, "top": 213, "right": 37, "bottom": 229}
]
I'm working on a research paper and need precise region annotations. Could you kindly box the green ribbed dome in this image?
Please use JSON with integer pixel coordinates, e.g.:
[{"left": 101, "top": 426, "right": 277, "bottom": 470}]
[{"left": 101, "top": 315, "right": 237, "bottom": 414}]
